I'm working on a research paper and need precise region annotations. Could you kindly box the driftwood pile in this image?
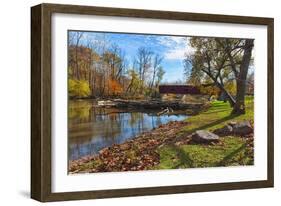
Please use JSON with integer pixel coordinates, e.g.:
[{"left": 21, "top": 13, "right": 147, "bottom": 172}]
[{"left": 97, "top": 99, "right": 207, "bottom": 113}]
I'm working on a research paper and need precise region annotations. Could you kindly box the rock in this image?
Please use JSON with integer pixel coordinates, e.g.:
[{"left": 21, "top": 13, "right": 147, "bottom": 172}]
[
  {"left": 228, "top": 121, "right": 237, "bottom": 127},
  {"left": 213, "top": 125, "right": 233, "bottom": 136},
  {"left": 232, "top": 121, "right": 253, "bottom": 136},
  {"left": 191, "top": 130, "right": 220, "bottom": 144}
]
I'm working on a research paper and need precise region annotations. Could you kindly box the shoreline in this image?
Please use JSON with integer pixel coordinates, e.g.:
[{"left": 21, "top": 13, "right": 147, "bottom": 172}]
[{"left": 69, "top": 120, "right": 190, "bottom": 173}]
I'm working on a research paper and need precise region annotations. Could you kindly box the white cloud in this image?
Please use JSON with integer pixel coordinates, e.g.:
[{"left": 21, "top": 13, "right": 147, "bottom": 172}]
[
  {"left": 157, "top": 36, "right": 191, "bottom": 60},
  {"left": 158, "top": 36, "right": 185, "bottom": 47},
  {"left": 165, "top": 47, "right": 187, "bottom": 60}
]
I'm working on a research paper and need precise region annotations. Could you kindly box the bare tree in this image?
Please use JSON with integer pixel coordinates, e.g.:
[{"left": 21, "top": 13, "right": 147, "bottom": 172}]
[
  {"left": 149, "top": 54, "right": 163, "bottom": 89},
  {"left": 74, "top": 32, "right": 84, "bottom": 80},
  {"left": 136, "top": 47, "right": 153, "bottom": 81}
]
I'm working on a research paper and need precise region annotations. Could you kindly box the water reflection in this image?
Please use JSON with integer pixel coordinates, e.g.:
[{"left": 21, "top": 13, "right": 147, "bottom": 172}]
[{"left": 68, "top": 100, "right": 188, "bottom": 160}]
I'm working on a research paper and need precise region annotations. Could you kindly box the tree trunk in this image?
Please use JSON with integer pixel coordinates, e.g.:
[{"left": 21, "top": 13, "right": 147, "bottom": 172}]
[
  {"left": 206, "top": 73, "right": 236, "bottom": 107},
  {"left": 232, "top": 39, "right": 254, "bottom": 114},
  {"left": 215, "top": 81, "right": 236, "bottom": 107}
]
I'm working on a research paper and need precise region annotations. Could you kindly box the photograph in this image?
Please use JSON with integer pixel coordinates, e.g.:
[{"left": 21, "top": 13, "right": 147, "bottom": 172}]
[
  {"left": 30, "top": 3, "right": 274, "bottom": 201},
  {"left": 67, "top": 31, "right": 255, "bottom": 174}
]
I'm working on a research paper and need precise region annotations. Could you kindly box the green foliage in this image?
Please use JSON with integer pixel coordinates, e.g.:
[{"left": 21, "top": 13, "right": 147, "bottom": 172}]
[
  {"left": 126, "top": 69, "right": 143, "bottom": 97},
  {"left": 69, "top": 79, "right": 91, "bottom": 98},
  {"left": 156, "top": 66, "right": 165, "bottom": 84}
]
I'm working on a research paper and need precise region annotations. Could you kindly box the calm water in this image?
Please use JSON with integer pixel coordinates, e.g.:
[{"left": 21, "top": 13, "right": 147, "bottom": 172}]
[{"left": 68, "top": 100, "right": 188, "bottom": 160}]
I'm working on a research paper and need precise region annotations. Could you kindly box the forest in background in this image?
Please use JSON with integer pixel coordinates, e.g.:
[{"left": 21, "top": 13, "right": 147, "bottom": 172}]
[{"left": 68, "top": 32, "right": 165, "bottom": 99}]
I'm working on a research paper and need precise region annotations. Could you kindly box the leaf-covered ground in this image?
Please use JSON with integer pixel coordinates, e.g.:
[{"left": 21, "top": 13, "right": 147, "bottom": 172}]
[
  {"left": 69, "top": 121, "right": 189, "bottom": 173},
  {"left": 69, "top": 97, "right": 254, "bottom": 173}
]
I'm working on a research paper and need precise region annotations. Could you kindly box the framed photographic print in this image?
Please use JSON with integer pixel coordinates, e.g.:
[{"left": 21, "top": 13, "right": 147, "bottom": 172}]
[{"left": 31, "top": 3, "right": 274, "bottom": 202}]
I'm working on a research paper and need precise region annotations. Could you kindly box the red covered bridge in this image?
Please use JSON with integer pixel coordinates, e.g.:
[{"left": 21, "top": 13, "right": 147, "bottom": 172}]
[{"left": 159, "top": 85, "right": 201, "bottom": 95}]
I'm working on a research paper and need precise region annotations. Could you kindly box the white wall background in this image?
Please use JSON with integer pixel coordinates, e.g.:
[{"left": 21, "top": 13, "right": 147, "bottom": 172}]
[{"left": 0, "top": 0, "right": 279, "bottom": 205}]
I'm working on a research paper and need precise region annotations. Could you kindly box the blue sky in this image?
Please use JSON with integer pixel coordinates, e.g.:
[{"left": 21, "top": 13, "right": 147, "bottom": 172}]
[{"left": 74, "top": 31, "right": 190, "bottom": 83}]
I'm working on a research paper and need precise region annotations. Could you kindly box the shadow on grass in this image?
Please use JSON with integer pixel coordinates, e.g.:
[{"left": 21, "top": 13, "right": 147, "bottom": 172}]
[
  {"left": 216, "top": 143, "right": 247, "bottom": 167},
  {"left": 203, "top": 109, "right": 230, "bottom": 114},
  {"left": 168, "top": 141, "right": 248, "bottom": 169},
  {"left": 184, "top": 113, "right": 240, "bottom": 135},
  {"left": 169, "top": 145, "right": 194, "bottom": 169}
]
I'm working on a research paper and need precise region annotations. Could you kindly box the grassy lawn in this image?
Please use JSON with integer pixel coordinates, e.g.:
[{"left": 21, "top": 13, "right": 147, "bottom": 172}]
[
  {"left": 182, "top": 96, "right": 254, "bottom": 133},
  {"left": 155, "top": 96, "right": 254, "bottom": 169}
]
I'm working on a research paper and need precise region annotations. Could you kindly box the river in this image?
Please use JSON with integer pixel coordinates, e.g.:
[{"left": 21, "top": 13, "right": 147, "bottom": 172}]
[{"left": 68, "top": 100, "right": 188, "bottom": 160}]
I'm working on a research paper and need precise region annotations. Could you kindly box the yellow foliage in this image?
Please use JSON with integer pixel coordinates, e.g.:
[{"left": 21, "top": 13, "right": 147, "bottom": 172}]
[
  {"left": 198, "top": 85, "right": 220, "bottom": 96},
  {"left": 198, "top": 81, "right": 236, "bottom": 97},
  {"left": 69, "top": 79, "right": 91, "bottom": 98},
  {"left": 225, "top": 81, "right": 236, "bottom": 96}
]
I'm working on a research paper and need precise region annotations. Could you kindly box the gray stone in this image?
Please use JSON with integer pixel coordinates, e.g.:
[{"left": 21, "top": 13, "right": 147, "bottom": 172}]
[
  {"left": 191, "top": 130, "right": 220, "bottom": 144},
  {"left": 213, "top": 125, "right": 233, "bottom": 136},
  {"left": 232, "top": 121, "right": 253, "bottom": 136},
  {"left": 228, "top": 121, "right": 237, "bottom": 127}
]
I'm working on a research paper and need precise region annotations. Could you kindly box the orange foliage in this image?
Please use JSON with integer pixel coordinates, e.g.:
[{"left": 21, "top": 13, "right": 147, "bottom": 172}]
[{"left": 108, "top": 79, "right": 123, "bottom": 96}]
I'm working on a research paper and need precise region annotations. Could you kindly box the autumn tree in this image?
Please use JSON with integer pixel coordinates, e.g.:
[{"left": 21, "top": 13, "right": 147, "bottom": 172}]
[
  {"left": 184, "top": 37, "right": 254, "bottom": 114},
  {"left": 108, "top": 79, "right": 123, "bottom": 96},
  {"left": 69, "top": 79, "right": 91, "bottom": 98}
]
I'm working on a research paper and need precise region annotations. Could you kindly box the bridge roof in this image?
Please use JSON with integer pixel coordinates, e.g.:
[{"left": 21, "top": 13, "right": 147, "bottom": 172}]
[{"left": 159, "top": 85, "right": 201, "bottom": 94}]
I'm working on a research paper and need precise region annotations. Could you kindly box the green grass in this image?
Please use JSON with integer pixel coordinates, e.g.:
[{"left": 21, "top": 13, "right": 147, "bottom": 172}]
[
  {"left": 155, "top": 96, "right": 254, "bottom": 169},
  {"left": 182, "top": 96, "right": 254, "bottom": 133},
  {"left": 155, "top": 137, "right": 252, "bottom": 169}
]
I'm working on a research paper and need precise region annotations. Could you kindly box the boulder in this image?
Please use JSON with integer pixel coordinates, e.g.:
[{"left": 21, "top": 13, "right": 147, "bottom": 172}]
[
  {"left": 232, "top": 121, "right": 253, "bottom": 136},
  {"left": 191, "top": 130, "right": 219, "bottom": 144},
  {"left": 213, "top": 125, "right": 233, "bottom": 136}
]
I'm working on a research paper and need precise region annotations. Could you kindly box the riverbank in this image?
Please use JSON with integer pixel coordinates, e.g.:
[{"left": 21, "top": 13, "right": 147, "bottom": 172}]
[{"left": 69, "top": 96, "right": 254, "bottom": 173}]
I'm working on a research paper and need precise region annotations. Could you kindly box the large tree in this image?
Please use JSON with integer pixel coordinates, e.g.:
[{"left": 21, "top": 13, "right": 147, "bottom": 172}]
[
  {"left": 222, "top": 39, "right": 254, "bottom": 114},
  {"left": 184, "top": 37, "right": 254, "bottom": 114}
]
